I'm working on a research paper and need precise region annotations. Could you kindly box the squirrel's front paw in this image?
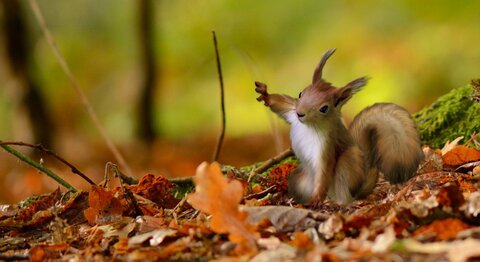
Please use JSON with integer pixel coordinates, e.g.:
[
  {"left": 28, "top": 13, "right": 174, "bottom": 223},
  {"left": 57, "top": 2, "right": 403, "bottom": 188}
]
[{"left": 254, "top": 81, "right": 270, "bottom": 106}]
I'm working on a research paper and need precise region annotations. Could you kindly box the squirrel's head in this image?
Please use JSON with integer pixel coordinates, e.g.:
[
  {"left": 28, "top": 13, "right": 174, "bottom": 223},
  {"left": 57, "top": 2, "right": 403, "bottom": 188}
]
[{"left": 295, "top": 48, "right": 368, "bottom": 125}]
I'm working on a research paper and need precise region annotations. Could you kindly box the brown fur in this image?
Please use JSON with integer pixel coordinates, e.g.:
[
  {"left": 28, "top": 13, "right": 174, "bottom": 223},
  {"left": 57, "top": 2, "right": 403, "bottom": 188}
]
[
  {"left": 349, "top": 103, "right": 424, "bottom": 187},
  {"left": 255, "top": 49, "right": 423, "bottom": 205}
]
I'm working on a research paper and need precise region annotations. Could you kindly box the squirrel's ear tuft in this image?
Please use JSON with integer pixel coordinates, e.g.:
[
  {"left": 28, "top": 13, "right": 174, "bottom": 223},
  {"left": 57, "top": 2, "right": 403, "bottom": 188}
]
[
  {"left": 334, "top": 76, "right": 369, "bottom": 107},
  {"left": 312, "top": 48, "right": 336, "bottom": 84}
]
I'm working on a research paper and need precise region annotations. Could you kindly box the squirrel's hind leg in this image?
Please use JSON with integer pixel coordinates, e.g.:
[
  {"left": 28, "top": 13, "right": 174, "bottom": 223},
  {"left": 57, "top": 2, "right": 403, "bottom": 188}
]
[
  {"left": 331, "top": 146, "right": 367, "bottom": 204},
  {"left": 288, "top": 166, "right": 316, "bottom": 204}
]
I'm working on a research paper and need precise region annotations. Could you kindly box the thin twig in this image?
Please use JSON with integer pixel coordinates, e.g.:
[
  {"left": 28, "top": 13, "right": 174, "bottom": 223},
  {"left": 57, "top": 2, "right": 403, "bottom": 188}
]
[
  {"left": 0, "top": 141, "right": 95, "bottom": 185},
  {"left": 108, "top": 163, "right": 143, "bottom": 216},
  {"left": 244, "top": 185, "right": 276, "bottom": 200},
  {"left": 0, "top": 143, "right": 77, "bottom": 192},
  {"left": 211, "top": 30, "right": 226, "bottom": 162},
  {"left": 253, "top": 148, "right": 294, "bottom": 174},
  {"left": 172, "top": 148, "right": 295, "bottom": 184},
  {"left": 465, "top": 132, "right": 479, "bottom": 147},
  {"left": 169, "top": 176, "right": 193, "bottom": 185},
  {"left": 28, "top": 0, "right": 133, "bottom": 177},
  {"left": 0, "top": 254, "right": 29, "bottom": 261}
]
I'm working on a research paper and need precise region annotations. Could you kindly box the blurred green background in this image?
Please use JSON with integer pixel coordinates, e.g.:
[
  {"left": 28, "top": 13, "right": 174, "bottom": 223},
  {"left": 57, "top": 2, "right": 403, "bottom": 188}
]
[{"left": 0, "top": 0, "right": 479, "bottom": 202}]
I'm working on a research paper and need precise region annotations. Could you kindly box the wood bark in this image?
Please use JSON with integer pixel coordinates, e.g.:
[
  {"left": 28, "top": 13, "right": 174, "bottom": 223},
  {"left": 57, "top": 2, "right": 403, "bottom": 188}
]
[
  {"left": 137, "top": 0, "right": 157, "bottom": 142},
  {"left": 1, "top": 0, "right": 53, "bottom": 147}
]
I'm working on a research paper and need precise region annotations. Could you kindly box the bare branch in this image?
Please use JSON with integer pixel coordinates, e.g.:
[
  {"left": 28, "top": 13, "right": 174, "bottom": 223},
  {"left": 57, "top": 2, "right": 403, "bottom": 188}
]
[
  {"left": 211, "top": 30, "right": 226, "bottom": 162},
  {"left": 0, "top": 141, "right": 95, "bottom": 185},
  {"left": 254, "top": 148, "right": 294, "bottom": 174},
  {"left": 28, "top": 0, "right": 133, "bottom": 177},
  {"left": 0, "top": 141, "right": 77, "bottom": 192}
]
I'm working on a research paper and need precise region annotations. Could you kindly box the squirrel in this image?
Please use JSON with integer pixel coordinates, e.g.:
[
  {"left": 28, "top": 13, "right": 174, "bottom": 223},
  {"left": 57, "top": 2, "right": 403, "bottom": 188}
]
[{"left": 254, "top": 48, "right": 424, "bottom": 205}]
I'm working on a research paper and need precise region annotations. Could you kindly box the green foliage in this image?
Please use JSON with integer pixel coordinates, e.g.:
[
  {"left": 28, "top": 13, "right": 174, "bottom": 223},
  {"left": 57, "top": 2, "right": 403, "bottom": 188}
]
[
  {"left": 2, "top": 0, "right": 480, "bottom": 141},
  {"left": 413, "top": 81, "right": 480, "bottom": 149}
]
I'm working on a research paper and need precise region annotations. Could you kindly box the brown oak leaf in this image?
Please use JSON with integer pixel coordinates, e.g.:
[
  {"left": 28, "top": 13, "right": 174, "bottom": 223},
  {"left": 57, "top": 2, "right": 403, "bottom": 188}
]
[
  {"left": 83, "top": 186, "right": 123, "bottom": 225},
  {"left": 187, "top": 162, "right": 258, "bottom": 254},
  {"left": 442, "top": 145, "right": 480, "bottom": 166}
]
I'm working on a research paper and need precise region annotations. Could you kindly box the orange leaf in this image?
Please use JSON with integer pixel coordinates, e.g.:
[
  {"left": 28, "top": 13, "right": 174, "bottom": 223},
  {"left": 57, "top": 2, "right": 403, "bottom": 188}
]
[
  {"left": 29, "top": 244, "right": 69, "bottom": 262},
  {"left": 83, "top": 186, "right": 123, "bottom": 225},
  {"left": 187, "top": 162, "right": 258, "bottom": 254},
  {"left": 412, "top": 218, "right": 471, "bottom": 240},
  {"left": 128, "top": 174, "right": 179, "bottom": 209},
  {"left": 442, "top": 146, "right": 480, "bottom": 166}
]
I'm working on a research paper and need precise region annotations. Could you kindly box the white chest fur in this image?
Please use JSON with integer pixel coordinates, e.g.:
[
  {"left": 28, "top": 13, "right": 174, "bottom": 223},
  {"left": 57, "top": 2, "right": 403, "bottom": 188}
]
[{"left": 290, "top": 118, "right": 327, "bottom": 180}]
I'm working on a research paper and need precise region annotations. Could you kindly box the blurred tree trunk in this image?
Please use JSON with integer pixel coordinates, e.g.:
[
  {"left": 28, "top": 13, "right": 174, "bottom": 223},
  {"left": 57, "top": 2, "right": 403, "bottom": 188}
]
[
  {"left": 1, "top": 0, "right": 53, "bottom": 148},
  {"left": 137, "top": 0, "right": 157, "bottom": 143}
]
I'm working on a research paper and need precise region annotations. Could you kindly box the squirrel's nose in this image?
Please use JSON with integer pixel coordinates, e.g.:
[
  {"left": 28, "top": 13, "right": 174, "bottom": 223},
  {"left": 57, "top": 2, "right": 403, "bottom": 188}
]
[{"left": 297, "top": 112, "right": 305, "bottom": 118}]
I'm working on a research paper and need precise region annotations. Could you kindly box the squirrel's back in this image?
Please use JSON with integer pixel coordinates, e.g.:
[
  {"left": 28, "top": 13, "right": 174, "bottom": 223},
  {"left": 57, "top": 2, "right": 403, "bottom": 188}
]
[{"left": 349, "top": 103, "right": 423, "bottom": 190}]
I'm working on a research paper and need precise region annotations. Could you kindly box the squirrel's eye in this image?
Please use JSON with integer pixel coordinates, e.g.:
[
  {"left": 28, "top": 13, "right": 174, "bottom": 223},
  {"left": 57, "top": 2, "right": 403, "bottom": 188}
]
[
  {"left": 319, "top": 105, "right": 329, "bottom": 113},
  {"left": 298, "top": 92, "right": 303, "bottom": 98}
]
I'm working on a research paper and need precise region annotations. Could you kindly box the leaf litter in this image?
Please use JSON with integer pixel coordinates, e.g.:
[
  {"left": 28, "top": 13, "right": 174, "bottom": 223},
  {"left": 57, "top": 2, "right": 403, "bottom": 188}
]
[{"left": 1, "top": 139, "right": 480, "bottom": 261}]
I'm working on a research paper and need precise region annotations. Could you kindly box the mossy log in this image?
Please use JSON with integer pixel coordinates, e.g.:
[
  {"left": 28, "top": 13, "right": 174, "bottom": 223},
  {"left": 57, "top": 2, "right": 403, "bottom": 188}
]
[{"left": 413, "top": 79, "right": 480, "bottom": 149}]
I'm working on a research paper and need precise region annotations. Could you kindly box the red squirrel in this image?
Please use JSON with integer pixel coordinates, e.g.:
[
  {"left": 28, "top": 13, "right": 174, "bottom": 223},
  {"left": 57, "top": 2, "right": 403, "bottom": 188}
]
[{"left": 255, "top": 48, "right": 423, "bottom": 205}]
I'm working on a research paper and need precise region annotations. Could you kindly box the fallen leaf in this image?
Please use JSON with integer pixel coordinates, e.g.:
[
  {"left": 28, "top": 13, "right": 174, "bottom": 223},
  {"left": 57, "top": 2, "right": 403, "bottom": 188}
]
[
  {"left": 250, "top": 243, "right": 297, "bottom": 262},
  {"left": 257, "top": 236, "right": 281, "bottom": 250},
  {"left": 0, "top": 204, "right": 18, "bottom": 218},
  {"left": 83, "top": 186, "right": 123, "bottom": 225},
  {"left": 441, "top": 136, "right": 464, "bottom": 155},
  {"left": 402, "top": 238, "right": 480, "bottom": 262},
  {"left": 318, "top": 214, "right": 343, "bottom": 240},
  {"left": 259, "top": 163, "right": 297, "bottom": 192},
  {"left": 442, "top": 145, "right": 480, "bottom": 166},
  {"left": 135, "top": 215, "right": 166, "bottom": 233},
  {"left": 289, "top": 231, "right": 314, "bottom": 249},
  {"left": 187, "top": 162, "right": 259, "bottom": 254},
  {"left": 418, "top": 147, "right": 443, "bottom": 174},
  {"left": 371, "top": 226, "right": 396, "bottom": 253},
  {"left": 462, "top": 191, "right": 480, "bottom": 218},
  {"left": 473, "top": 165, "right": 480, "bottom": 176},
  {"left": 412, "top": 218, "right": 471, "bottom": 241},
  {"left": 128, "top": 229, "right": 177, "bottom": 246},
  {"left": 127, "top": 238, "right": 189, "bottom": 261},
  {"left": 243, "top": 205, "right": 327, "bottom": 232},
  {"left": 408, "top": 194, "right": 438, "bottom": 218},
  {"left": 29, "top": 243, "right": 69, "bottom": 262},
  {"left": 17, "top": 188, "right": 62, "bottom": 222},
  {"left": 129, "top": 174, "right": 179, "bottom": 209},
  {"left": 101, "top": 218, "right": 136, "bottom": 238}
]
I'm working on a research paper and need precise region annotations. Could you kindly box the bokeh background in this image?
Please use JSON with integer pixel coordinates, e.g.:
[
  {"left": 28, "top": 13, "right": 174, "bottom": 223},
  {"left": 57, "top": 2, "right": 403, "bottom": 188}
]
[{"left": 1, "top": 0, "right": 479, "bottom": 203}]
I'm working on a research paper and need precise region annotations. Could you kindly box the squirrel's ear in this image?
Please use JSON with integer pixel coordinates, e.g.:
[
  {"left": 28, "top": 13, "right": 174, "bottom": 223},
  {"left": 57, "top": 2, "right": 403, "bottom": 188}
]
[
  {"left": 334, "top": 76, "right": 368, "bottom": 107},
  {"left": 312, "top": 48, "right": 336, "bottom": 84}
]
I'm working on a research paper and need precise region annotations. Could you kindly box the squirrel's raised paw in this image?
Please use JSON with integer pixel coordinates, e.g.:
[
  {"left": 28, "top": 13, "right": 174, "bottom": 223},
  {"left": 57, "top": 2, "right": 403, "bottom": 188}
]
[{"left": 254, "top": 81, "right": 270, "bottom": 106}]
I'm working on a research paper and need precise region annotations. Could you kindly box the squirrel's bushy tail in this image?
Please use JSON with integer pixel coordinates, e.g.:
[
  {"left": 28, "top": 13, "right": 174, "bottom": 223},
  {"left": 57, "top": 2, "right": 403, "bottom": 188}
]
[{"left": 349, "top": 103, "right": 423, "bottom": 192}]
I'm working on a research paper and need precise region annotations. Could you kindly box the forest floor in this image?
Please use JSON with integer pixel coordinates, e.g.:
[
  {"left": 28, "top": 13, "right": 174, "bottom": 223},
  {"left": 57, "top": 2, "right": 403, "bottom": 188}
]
[{"left": 1, "top": 137, "right": 480, "bottom": 261}]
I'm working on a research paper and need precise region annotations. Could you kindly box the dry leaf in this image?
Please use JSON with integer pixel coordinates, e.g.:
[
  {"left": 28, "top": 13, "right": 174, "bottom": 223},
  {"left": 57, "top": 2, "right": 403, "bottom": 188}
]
[
  {"left": 442, "top": 145, "right": 480, "bottom": 166},
  {"left": 17, "top": 188, "right": 62, "bottom": 222},
  {"left": 462, "top": 191, "right": 480, "bottom": 218},
  {"left": 371, "top": 226, "right": 395, "bottom": 253},
  {"left": 289, "top": 231, "right": 314, "bottom": 249},
  {"left": 243, "top": 205, "right": 327, "bottom": 232},
  {"left": 318, "top": 214, "right": 343, "bottom": 240},
  {"left": 412, "top": 218, "right": 471, "bottom": 241},
  {"left": 250, "top": 243, "right": 297, "bottom": 262},
  {"left": 418, "top": 146, "right": 443, "bottom": 174},
  {"left": 187, "top": 162, "right": 258, "bottom": 253},
  {"left": 128, "top": 174, "right": 179, "bottom": 209},
  {"left": 128, "top": 229, "right": 177, "bottom": 246},
  {"left": 29, "top": 244, "right": 69, "bottom": 262},
  {"left": 83, "top": 186, "right": 123, "bottom": 225},
  {"left": 441, "top": 136, "right": 464, "bottom": 155},
  {"left": 473, "top": 165, "right": 480, "bottom": 175},
  {"left": 402, "top": 238, "right": 480, "bottom": 262}
]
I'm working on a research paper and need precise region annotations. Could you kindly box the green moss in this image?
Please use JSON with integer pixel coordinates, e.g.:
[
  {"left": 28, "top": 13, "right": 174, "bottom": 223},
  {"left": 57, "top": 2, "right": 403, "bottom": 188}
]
[{"left": 413, "top": 81, "right": 480, "bottom": 149}]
